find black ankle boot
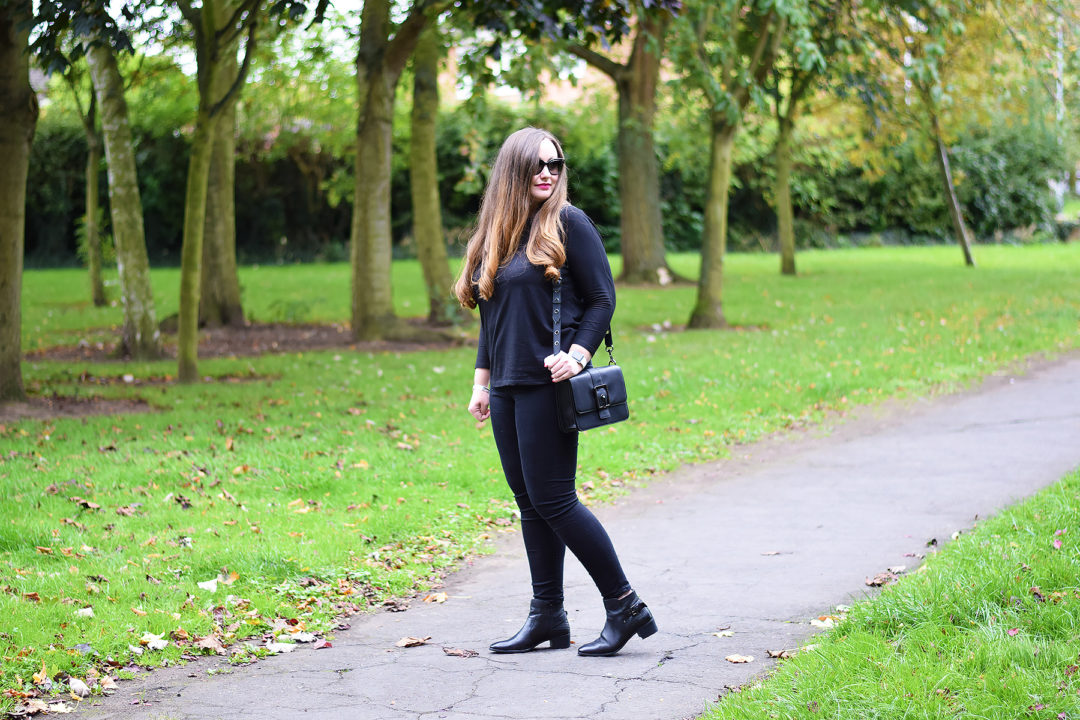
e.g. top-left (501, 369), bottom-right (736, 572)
top-left (489, 598), bottom-right (571, 653)
top-left (577, 591), bottom-right (657, 657)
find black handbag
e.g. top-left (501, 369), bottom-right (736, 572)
top-left (552, 276), bottom-right (629, 433)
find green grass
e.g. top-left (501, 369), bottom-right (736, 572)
top-left (3, 243), bottom-right (1080, 708)
top-left (704, 469), bottom-right (1080, 720)
top-left (1063, 195), bottom-right (1080, 221)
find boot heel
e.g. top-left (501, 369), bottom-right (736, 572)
top-left (636, 618), bottom-right (658, 639)
top-left (549, 632), bottom-right (571, 649)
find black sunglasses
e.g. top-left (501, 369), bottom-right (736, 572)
top-left (536, 157), bottom-right (565, 175)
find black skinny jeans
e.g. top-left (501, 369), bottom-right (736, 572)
top-left (489, 382), bottom-right (631, 603)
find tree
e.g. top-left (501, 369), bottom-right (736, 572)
top-left (349, 0), bottom-right (440, 341)
top-left (671, 0), bottom-right (816, 328)
top-left (564, 2), bottom-right (680, 284)
top-left (410, 22), bottom-right (461, 324)
top-left (174, 0), bottom-right (258, 381)
top-left (86, 39), bottom-right (163, 358)
top-left (62, 63), bottom-right (108, 305)
top-left (0, 0), bottom-right (38, 402)
top-left (859, 0), bottom-right (981, 267)
top-left (199, 32), bottom-right (245, 329)
top-left (768, 1), bottom-right (851, 276)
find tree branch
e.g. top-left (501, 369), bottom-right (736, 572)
top-left (386, 0), bottom-right (448, 78)
top-left (209, 19), bottom-right (256, 117)
top-left (175, 0), bottom-right (201, 31)
top-left (216, 0), bottom-right (260, 47)
top-left (566, 42), bottom-right (624, 80)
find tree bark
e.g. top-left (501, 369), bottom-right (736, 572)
top-left (351, 0), bottom-right (431, 340)
top-left (688, 118), bottom-right (737, 329)
top-left (85, 111), bottom-right (107, 307)
top-left (178, 110), bottom-right (219, 382)
top-left (409, 25), bottom-right (458, 324)
top-left (775, 116), bottom-right (796, 276)
top-left (200, 42), bottom-right (244, 329)
top-left (86, 42), bottom-right (162, 359)
top-left (926, 99), bottom-right (975, 267)
top-left (0, 4), bottom-right (37, 402)
top-left (614, 11), bottom-right (674, 285)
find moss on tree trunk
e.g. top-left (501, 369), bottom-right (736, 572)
top-left (410, 25), bottom-right (459, 325)
top-left (688, 119), bottom-right (736, 329)
top-left (0, 5), bottom-right (37, 402)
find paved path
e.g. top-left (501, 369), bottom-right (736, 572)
top-left (81, 355), bottom-right (1080, 720)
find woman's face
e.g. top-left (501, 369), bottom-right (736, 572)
top-left (530, 138), bottom-right (561, 207)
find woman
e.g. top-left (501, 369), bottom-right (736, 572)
top-left (454, 127), bottom-right (657, 657)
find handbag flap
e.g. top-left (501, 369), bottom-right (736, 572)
top-left (568, 366), bottom-right (627, 415)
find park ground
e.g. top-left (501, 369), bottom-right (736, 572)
top-left (1, 242), bottom-right (1079, 717)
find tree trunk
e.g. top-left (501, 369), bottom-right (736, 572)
top-left (0, 5), bottom-right (37, 402)
top-left (688, 118), bottom-right (737, 329)
top-left (200, 44), bottom-right (244, 329)
top-left (775, 116), bottom-right (796, 276)
top-left (927, 103), bottom-right (975, 267)
top-left (86, 42), bottom-right (162, 359)
top-left (86, 122), bottom-right (107, 307)
top-left (351, 0), bottom-right (415, 340)
top-left (615, 12), bottom-right (674, 285)
top-left (410, 25), bottom-right (458, 324)
top-left (178, 109), bottom-right (220, 382)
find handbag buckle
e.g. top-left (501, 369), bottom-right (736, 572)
top-left (593, 384), bottom-right (610, 410)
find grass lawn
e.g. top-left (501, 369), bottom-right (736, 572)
top-left (3, 243), bottom-right (1080, 710)
top-left (704, 468), bottom-right (1080, 720)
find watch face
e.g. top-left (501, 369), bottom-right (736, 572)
top-left (571, 351), bottom-right (585, 363)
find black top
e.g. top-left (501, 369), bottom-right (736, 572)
top-left (475, 205), bottom-right (616, 388)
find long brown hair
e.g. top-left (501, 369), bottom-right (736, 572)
top-left (454, 127), bottom-right (569, 309)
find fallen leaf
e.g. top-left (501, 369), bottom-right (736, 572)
top-left (1053, 539), bottom-right (1063, 549)
top-left (22, 699), bottom-right (49, 714)
top-left (887, 565), bottom-right (906, 574)
top-left (127, 645), bottom-right (144, 656)
top-left (1065, 665), bottom-right (1078, 676)
top-left (264, 642), bottom-right (295, 654)
top-left (1007, 628), bottom-right (1019, 636)
top-left (767, 649), bottom-right (794, 659)
top-left (760, 551), bottom-right (781, 556)
top-left (712, 631), bottom-right (734, 638)
top-left (313, 639), bottom-right (332, 650)
top-left (725, 654), bottom-right (753, 664)
top-left (382, 598), bottom-right (409, 612)
top-left (423, 592), bottom-right (448, 604)
top-left (291, 632), bottom-right (317, 643)
top-left (811, 615), bottom-right (839, 628)
top-left (68, 678), bottom-right (91, 698)
top-left (35, 546), bottom-right (52, 555)
top-left (131, 607), bottom-right (147, 616)
top-left (75, 607), bottom-right (94, 618)
top-left (23, 592), bottom-right (41, 602)
top-left (195, 636), bottom-right (226, 654)
top-left (395, 636), bottom-right (431, 648)
top-left (50, 702), bottom-right (73, 713)
top-left (99, 677), bottom-right (118, 692)
top-left (197, 578), bottom-right (219, 593)
top-left (865, 571), bottom-right (899, 587)
top-left (442, 647), bottom-right (478, 658)
top-left (32, 661), bottom-right (48, 685)
top-left (139, 632), bottom-right (168, 651)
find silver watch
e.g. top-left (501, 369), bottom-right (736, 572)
top-left (569, 350), bottom-right (587, 367)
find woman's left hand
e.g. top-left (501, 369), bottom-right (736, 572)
top-left (544, 351), bottom-right (584, 383)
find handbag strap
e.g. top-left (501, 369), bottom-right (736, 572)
top-left (553, 273), bottom-right (616, 365)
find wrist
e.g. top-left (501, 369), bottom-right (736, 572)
top-left (473, 384), bottom-right (490, 393)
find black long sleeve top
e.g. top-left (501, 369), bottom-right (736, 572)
top-left (475, 205), bottom-right (615, 388)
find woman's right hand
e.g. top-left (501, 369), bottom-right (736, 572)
top-left (468, 386), bottom-right (491, 423)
